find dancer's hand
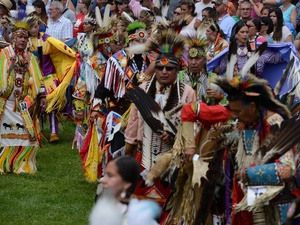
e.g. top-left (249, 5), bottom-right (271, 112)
top-left (89, 111), bottom-right (100, 123)
top-left (40, 97), bottom-right (48, 110)
top-left (75, 110), bottom-right (84, 122)
top-left (184, 147), bottom-right (196, 161)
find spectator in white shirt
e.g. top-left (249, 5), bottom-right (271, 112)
top-left (59, 0), bottom-right (76, 24)
top-left (45, 1), bottom-right (73, 41)
top-left (195, 0), bottom-right (213, 20)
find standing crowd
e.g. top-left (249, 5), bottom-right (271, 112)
top-left (1, 0), bottom-right (300, 224)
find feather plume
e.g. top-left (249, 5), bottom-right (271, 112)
top-left (125, 43), bottom-right (146, 55)
top-left (225, 40), bottom-right (237, 79)
top-left (103, 4), bottom-right (111, 27)
top-left (122, 11), bottom-right (135, 23)
top-left (161, 4), bottom-right (169, 18)
top-left (125, 85), bottom-right (177, 137)
top-left (213, 74), bottom-right (291, 119)
top-left (154, 0), bottom-right (160, 9)
top-left (241, 42), bottom-right (267, 76)
top-left (146, 29), bottom-right (186, 58)
top-left (274, 57), bottom-right (294, 95)
top-left (139, 10), bottom-right (155, 32)
top-left (257, 115), bottom-right (300, 164)
top-left (154, 16), bottom-right (169, 27)
top-left (95, 6), bottom-right (102, 27)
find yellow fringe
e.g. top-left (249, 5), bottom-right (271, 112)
top-left (84, 124), bottom-right (99, 183)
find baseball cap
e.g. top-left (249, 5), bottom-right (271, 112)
top-left (212, 0), bottom-right (228, 5)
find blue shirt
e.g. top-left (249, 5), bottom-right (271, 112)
top-left (219, 13), bottom-right (236, 41)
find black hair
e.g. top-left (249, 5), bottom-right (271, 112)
top-left (260, 17), bottom-right (274, 34)
top-left (251, 18), bottom-right (261, 33)
top-left (32, 0), bottom-right (48, 24)
top-left (202, 7), bottom-right (217, 21)
top-left (114, 156), bottom-right (140, 199)
top-left (269, 7), bottom-right (284, 42)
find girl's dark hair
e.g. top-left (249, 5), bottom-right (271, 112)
top-left (32, 0), bottom-right (48, 24)
top-left (251, 18), bottom-right (261, 33)
top-left (269, 7), bottom-right (283, 42)
top-left (114, 156), bottom-right (140, 199)
top-left (181, 0), bottom-right (197, 17)
top-left (202, 7), bottom-right (217, 21)
top-left (260, 16), bottom-right (274, 34)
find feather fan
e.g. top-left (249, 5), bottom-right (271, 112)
top-left (125, 85), bottom-right (177, 137)
top-left (257, 115), bottom-right (300, 164)
top-left (241, 42), bottom-right (268, 76)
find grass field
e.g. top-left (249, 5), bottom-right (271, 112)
top-left (0, 121), bottom-right (97, 225)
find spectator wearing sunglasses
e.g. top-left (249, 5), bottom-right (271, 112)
top-left (259, 17), bottom-right (274, 43)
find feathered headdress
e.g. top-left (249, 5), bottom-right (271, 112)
top-left (84, 10), bottom-right (97, 26)
top-left (119, 10), bottom-right (152, 44)
top-left (94, 5), bottom-right (115, 45)
top-left (146, 29), bottom-right (186, 66)
top-left (213, 74), bottom-right (291, 119)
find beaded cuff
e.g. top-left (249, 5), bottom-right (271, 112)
top-left (247, 163), bottom-right (282, 185)
top-left (276, 202), bottom-right (291, 224)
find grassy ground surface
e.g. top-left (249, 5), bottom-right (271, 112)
top-left (0, 120), bottom-right (97, 225)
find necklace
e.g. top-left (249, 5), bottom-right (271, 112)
top-left (237, 45), bottom-right (248, 57)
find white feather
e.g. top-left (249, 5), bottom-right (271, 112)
top-left (161, 4), bottom-right (169, 18)
top-left (155, 16), bottom-right (169, 27)
top-left (287, 51), bottom-right (300, 98)
top-left (103, 4), bottom-right (111, 27)
top-left (95, 6), bottom-right (103, 27)
top-left (122, 11), bottom-right (135, 23)
top-left (154, 0), bottom-right (160, 9)
top-left (125, 43), bottom-right (146, 55)
top-left (241, 42), bottom-right (267, 76)
top-left (226, 54), bottom-right (237, 79)
top-left (241, 51), bottom-right (260, 76)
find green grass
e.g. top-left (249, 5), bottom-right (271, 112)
top-left (0, 121), bottom-right (97, 225)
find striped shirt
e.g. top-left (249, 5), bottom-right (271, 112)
top-left (45, 16), bottom-right (73, 41)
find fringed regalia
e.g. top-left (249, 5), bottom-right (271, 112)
top-left (213, 74), bottom-right (300, 225)
top-left (232, 112), bottom-right (300, 225)
top-left (0, 45), bottom-right (44, 174)
top-left (29, 32), bottom-right (77, 138)
top-left (82, 50), bottom-right (152, 182)
top-left (125, 77), bottom-right (196, 206)
top-left (164, 101), bottom-right (231, 225)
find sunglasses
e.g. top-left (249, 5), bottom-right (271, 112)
top-left (155, 66), bottom-right (176, 71)
top-left (174, 11), bottom-right (181, 15)
top-left (116, 2), bottom-right (125, 5)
